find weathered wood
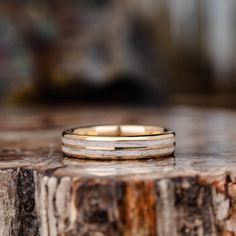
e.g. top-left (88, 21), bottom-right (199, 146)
top-left (1, 107), bottom-right (236, 235)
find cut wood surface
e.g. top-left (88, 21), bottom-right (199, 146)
top-left (1, 106), bottom-right (236, 236)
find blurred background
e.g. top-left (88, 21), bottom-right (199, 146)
top-left (0, 0), bottom-right (236, 107)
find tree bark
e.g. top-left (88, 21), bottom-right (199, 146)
top-left (1, 107), bottom-right (236, 235)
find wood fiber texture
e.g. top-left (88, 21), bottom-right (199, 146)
top-left (1, 107), bottom-right (236, 235)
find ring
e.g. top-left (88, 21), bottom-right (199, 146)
top-left (62, 125), bottom-right (175, 160)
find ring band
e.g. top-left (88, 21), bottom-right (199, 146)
top-left (62, 125), bottom-right (175, 160)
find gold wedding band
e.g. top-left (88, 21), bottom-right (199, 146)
top-left (62, 125), bottom-right (175, 160)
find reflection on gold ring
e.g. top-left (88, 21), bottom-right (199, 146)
top-left (62, 125), bottom-right (175, 160)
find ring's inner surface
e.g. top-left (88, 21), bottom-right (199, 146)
top-left (72, 125), bottom-right (165, 137)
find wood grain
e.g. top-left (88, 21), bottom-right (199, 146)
top-left (1, 106), bottom-right (236, 235)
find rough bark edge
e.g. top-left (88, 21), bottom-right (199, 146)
top-left (1, 168), bottom-right (236, 235)
top-left (17, 168), bottom-right (39, 236)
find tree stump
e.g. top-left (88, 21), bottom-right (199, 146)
top-left (1, 106), bottom-right (236, 236)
